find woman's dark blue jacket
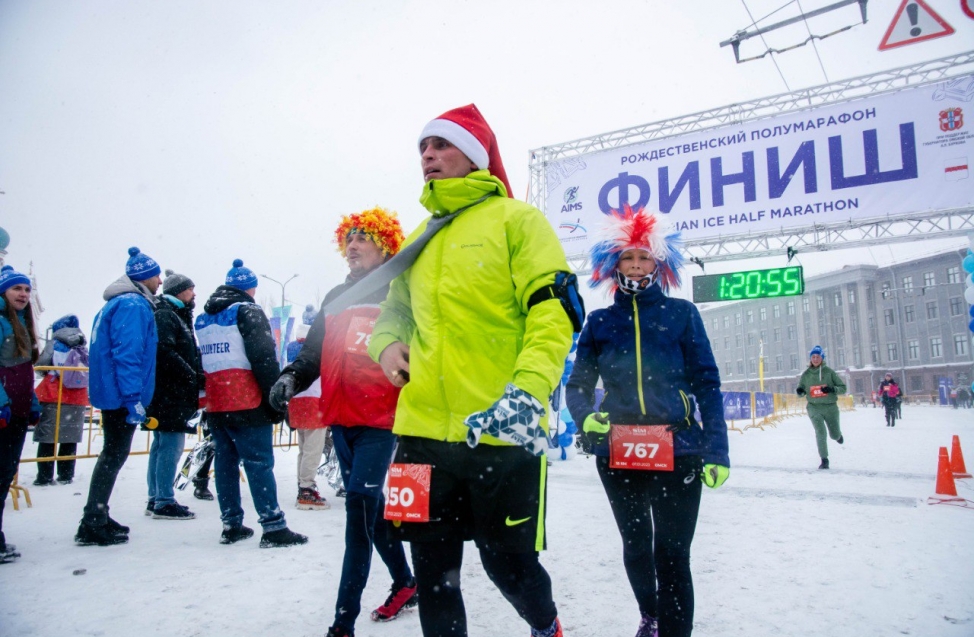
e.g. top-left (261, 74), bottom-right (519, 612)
top-left (565, 284), bottom-right (729, 467)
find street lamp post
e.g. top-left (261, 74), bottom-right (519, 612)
top-left (260, 273), bottom-right (298, 369)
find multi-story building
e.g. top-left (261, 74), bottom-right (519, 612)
top-left (698, 248), bottom-right (973, 403)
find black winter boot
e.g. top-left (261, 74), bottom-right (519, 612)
top-left (220, 525), bottom-right (254, 545)
top-left (75, 522), bottom-right (128, 546)
top-left (259, 527), bottom-right (308, 548)
top-left (818, 458), bottom-right (830, 470)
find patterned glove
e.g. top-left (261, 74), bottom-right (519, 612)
top-left (582, 412), bottom-right (611, 448)
top-left (464, 384), bottom-right (547, 456)
top-left (29, 409), bottom-right (41, 425)
top-left (821, 385), bottom-right (835, 394)
top-left (0, 404), bottom-right (10, 429)
top-left (701, 464), bottom-right (730, 488)
top-left (269, 374), bottom-right (297, 412)
top-left (124, 401), bottom-right (147, 426)
top-left (796, 387), bottom-right (806, 396)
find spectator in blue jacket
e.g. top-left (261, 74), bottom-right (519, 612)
top-left (76, 247), bottom-right (160, 547)
top-left (565, 206), bottom-right (729, 637)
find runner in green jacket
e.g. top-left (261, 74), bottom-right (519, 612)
top-left (796, 345), bottom-right (847, 469)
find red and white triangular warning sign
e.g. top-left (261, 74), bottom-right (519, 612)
top-left (879, 0), bottom-right (955, 50)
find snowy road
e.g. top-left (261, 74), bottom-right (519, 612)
top-left (3, 405), bottom-right (973, 636)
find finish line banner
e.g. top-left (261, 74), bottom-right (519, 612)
top-left (545, 75), bottom-right (974, 257)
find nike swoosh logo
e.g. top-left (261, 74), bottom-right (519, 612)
top-left (505, 516), bottom-right (532, 527)
top-left (364, 483), bottom-right (379, 488)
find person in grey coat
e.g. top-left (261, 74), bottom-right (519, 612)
top-left (33, 315), bottom-right (90, 485)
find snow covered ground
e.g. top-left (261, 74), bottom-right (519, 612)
top-left (3, 405), bottom-right (973, 637)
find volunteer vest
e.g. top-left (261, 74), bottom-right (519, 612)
top-left (195, 303), bottom-right (262, 412)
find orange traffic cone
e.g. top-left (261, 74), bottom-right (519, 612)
top-left (934, 446), bottom-right (958, 497)
top-left (950, 435), bottom-right (972, 479)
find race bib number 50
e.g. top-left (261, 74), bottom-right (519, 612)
top-left (384, 463), bottom-right (431, 523)
top-left (609, 425), bottom-right (674, 471)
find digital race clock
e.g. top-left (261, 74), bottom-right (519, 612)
top-left (692, 266), bottom-right (804, 303)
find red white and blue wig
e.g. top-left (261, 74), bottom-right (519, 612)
top-left (588, 205), bottom-right (685, 294)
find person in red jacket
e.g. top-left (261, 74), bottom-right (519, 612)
top-left (270, 207), bottom-right (415, 637)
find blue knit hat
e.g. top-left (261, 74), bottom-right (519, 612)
top-left (51, 314), bottom-right (80, 332)
top-left (302, 304), bottom-right (316, 325)
top-left (125, 247), bottom-right (161, 281)
top-left (225, 259), bottom-right (258, 290)
top-left (0, 265), bottom-right (30, 295)
top-left (809, 345), bottom-right (825, 360)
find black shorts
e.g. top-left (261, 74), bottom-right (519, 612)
top-left (389, 436), bottom-right (548, 553)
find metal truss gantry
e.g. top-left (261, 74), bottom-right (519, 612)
top-left (528, 51), bottom-right (974, 273)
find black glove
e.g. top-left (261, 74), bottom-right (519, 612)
top-left (269, 374), bottom-right (297, 412)
top-left (821, 385), bottom-right (835, 394)
top-left (796, 387), bottom-right (806, 396)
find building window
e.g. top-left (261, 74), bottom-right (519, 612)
top-left (773, 328), bottom-right (781, 342)
top-left (816, 295), bottom-right (825, 310)
top-left (904, 305), bottom-right (915, 323)
top-left (723, 315), bottom-right (730, 328)
top-left (759, 329), bottom-right (767, 343)
top-left (801, 297), bottom-right (809, 313)
top-left (737, 360), bottom-right (744, 375)
top-left (884, 309), bottom-right (895, 326)
top-left (790, 354), bottom-right (799, 370)
top-left (735, 313), bottom-right (742, 326)
top-left (712, 318), bottom-right (718, 331)
top-left (871, 346), bottom-right (879, 363)
top-left (910, 376), bottom-right (923, 391)
top-left (775, 304), bottom-right (782, 318)
top-left (804, 322), bottom-right (811, 338)
top-left (902, 276), bottom-right (913, 292)
top-left (954, 334), bottom-right (969, 356)
top-left (836, 350), bottom-right (845, 365)
top-left (866, 285), bottom-right (874, 304)
top-left (748, 359), bottom-right (757, 374)
top-left (881, 281), bottom-right (892, 299)
top-left (724, 361), bottom-right (733, 376)
top-left (950, 297), bottom-right (964, 316)
top-left (868, 315), bottom-right (875, 329)
top-left (712, 339), bottom-right (718, 351)
top-left (735, 334), bottom-right (742, 347)
top-left (947, 266), bottom-right (961, 284)
top-left (834, 292), bottom-right (842, 307)
top-left (926, 302), bottom-right (938, 320)
top-left (853, 349), bottom-right (861, 367)
top-left (930, 337), bottom-right (942, 358)
top-left (724, 336), bottom-right (730, 349)
top-left (787, 325), bottom-right (796, 340)
top-left (760, 307), bottom-right (767, 321)
top-left (747, 333), bottom-right (755, 346)
top-left (775, 355), bottom-right (783, 371)
top-left (836, 317), bottom-right (845, 333)
top-left (787, 301), bottom-right (795, 316)
top-left (887, 343), bottom-right (898, 361)
top-left (848, 287), bottom-right (856, 304)
top-left (746, 310), bottom-right (754, 323)
top-left (908, 340), bottom-right (920, 360)
top-left (923, 272), bottom-right (936, 288)
top-left (854, 379), bottom-right (864, 393)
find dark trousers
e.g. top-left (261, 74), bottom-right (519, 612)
top-left (597, 455), bottom-right (703, 637)
top-left (410, 539), bottom-right (556, 637)
top-left (0, 419), bottom-right (29, 537)
top-left (35, 442), bottom-right (78, 482)
top-left (333, 490), bottom-right (413, 630)
top-left (82, 409), bottom-right (136, 527)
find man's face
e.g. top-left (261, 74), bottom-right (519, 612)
top-left (420, 136), bottom-right (477, 182)
top-left (345, 232), bottom-right (385, 277)
top-left (4, 283), bottom-right (31, 311)
top-left (176, 287), bottom-right (196, 305)
top-left (618, 249), bottom-right (657, 279)
top-left (142, 275), bottom-right (162, 294)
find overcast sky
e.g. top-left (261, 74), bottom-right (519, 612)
top-left (1, 0), bottom-right (971, 333)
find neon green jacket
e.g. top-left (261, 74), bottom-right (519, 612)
top-left (368, 170), bottom-right (573, 444)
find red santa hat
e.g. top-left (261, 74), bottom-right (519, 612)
top-left (418, 104), bottom-right (513, 198)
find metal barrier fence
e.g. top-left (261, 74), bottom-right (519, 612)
top-left (724, 390), bottom-right (855, 433)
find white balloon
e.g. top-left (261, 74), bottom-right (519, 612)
top-left (966, 286), bottom-right (974, 304)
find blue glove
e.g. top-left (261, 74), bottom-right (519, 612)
top-left (124, 401), bottom-right (147, 426)
top-left (702, 464), bottom-right (730, 488)
top-left (29, 409), bottom-right (41, 425)
top-left (464, 384), bottom-right (547, 456)
top-left (0, 404), bottom-right (10, 429)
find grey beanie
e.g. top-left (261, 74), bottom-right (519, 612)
top-left (162, 269), bottom-right (195, 296)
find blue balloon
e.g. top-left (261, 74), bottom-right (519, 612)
top-left (964, 254), bottom-right (974, 273)
top-left (970, 305), bottom-right (974, 319)
top-left (970, 317), bottom-right (974, 333)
